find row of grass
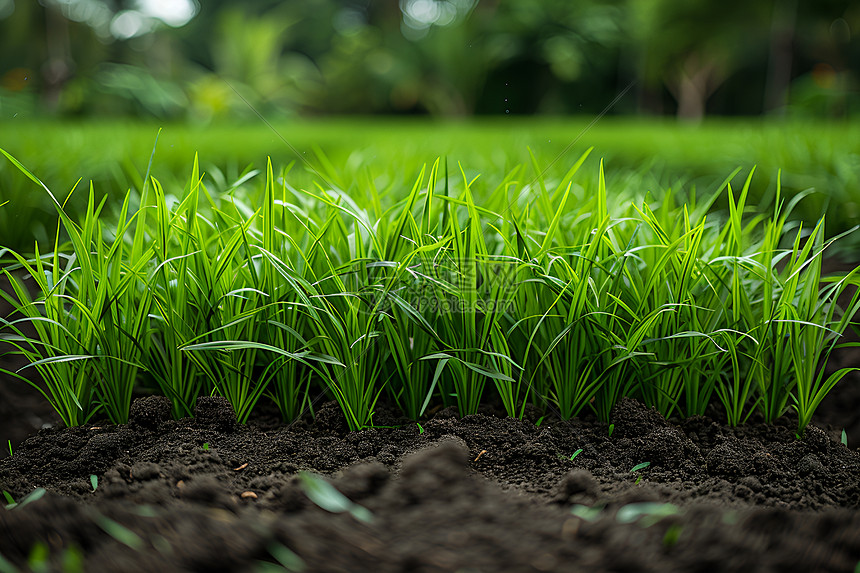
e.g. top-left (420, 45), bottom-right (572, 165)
top-left (1, 146), bottom-right (859, 436)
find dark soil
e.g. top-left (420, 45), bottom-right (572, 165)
top-left (2, 390), bottom-right (860, 572)
top-left (3, 261), bottom-right (860, 572)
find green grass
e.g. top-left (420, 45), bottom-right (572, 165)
top-left (1, 117), bottom-right (859, 254)
top-left (1, 122), bottom-right (859, 436)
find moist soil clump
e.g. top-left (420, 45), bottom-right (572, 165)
top-left (2, 396), bottom-right (860, 571)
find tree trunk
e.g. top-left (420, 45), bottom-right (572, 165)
top-left (764, 0), bottom-right (797, 115)
top-left (42, 5), bottom-right (73, 112)
top-left (670, 53), bottom-right (724, 122)
top-left (676, 74), bottom-right (706, 121)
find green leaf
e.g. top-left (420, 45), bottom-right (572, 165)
top-left (5, 488), bottom-right (46, 511)
top-left (95, 515), bottom-right (144, 550)
top-left (570, 503), bottom-right (604, 522)
top-left (266, 542), bottom-right (306, 572)
top-left (298, 472), bottom-right (374, 523)
top-left (616, 502), bottom-right (680, 526)
top-left (0, 550), bottom-right (19, 573)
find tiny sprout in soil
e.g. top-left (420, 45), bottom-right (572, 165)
top-left (298, 472), bottom-right (374, 524)
top-left (3, 488), bottom-right (46, 511)
top-left (631, 461), bottom-right (651, 484)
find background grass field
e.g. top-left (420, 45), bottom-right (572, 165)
top-left (2, 118), bottom-right (859, 255)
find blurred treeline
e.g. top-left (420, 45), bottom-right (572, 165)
top-left (0, 0), bottom-right (857, 121)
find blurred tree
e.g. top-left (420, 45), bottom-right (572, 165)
top-left (0, 0), bottom-right (199, 118)
top-left (187, 6), bottom-right (321, 119)
top-left (471, 0), bottom-right (628, 115)
top-left (631, 0), bottom-right (773, 121)
top-left (764, 0), bottom-right (797, 115)
top-left (631, 0), bottom-right (859, 119)
top-left (0, 0), bottom-right (856, 119)
top-left (786, 0), bottom-right (859, 117)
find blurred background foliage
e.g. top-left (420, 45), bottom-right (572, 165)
top-left (1, 0), bottom-right (858, 121)
top-left (0, 1), bottom-right (858, 255)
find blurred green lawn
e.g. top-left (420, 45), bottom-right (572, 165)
top-left (1, 117), bottom-right (859, 255)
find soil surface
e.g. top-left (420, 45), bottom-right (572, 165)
top-left (3, 261), bottom-right (860, 572)
top-left (1, 392), bottom-right (860, 572)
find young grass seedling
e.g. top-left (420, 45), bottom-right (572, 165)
top-left (630, 461), bottom-right (651, 484)
top-left (0, 551), bottom-right (17, 573)
top-left (95, 515), bottom-right (144, 550)
top-left (265, 541), bottom-right (306, 573)
top-left (298, 472), bottom-right (373, 523)
top-left (570, 448), bottom-right (583, 461)
top-left (27, 542), bottom-right (49, 573)
top-left (570, 503), bottom-right (606, 522)
top-left (615, 501), bottom-right (679, 526)
top-left (842, 430), bottom-right (848, 447)
top-left (664, 524), bottom-right (683, 548)
top-left (3, 488), bottom-right (45, 511)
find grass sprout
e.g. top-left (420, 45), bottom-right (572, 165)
top-left (297, 472), bottom-right (373, 523)
top-left (3, 488), bottom-right (46, 511)
top-left (616, 502), bottom-right (680, 526)
top-left (630, 462), bottom-right (651, 472)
